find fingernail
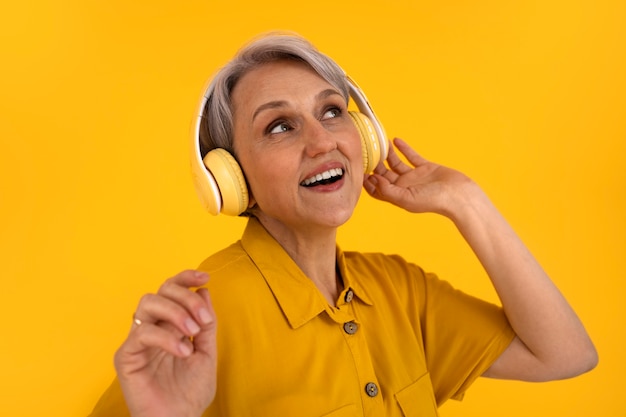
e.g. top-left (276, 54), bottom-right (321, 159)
top-left (185, 318), bottom-right (200, 335)
top-left (194, 271), bottom-right (208, 279)
top-left (179, 342), bottom-right (192, 357)
top-left (199, 308), bottom-right (213, 325)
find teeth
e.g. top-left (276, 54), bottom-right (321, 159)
top-left (302, 168), bottom-right (343, 186)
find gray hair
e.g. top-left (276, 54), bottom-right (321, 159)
top-left (199, 33), bottom-right (349, 157)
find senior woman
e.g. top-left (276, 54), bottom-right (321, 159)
top-left (89, 33), bottom-right (597, 417)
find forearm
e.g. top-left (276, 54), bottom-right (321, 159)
top-left (447, 182), bottom-right (597, 379)
top-left (365, 138), bottom-right (596, 378)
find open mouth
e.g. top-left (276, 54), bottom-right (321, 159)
top-left (300, 168), bottom-right (344, 187)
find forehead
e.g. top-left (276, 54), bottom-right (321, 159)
top-left (231, 60), bottom-right (338, 113)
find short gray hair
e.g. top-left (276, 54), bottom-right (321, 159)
top-left (199, 33), bottom-right (349, 157)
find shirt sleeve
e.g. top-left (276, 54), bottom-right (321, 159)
top-left (375, 254), bottom-right (515, 405)
top-left (420, 270), bottom-right (515, 403)
top-left (87, 378), bottom-right (131, 417)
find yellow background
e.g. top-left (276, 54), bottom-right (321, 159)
top-left (1, 1), bottom-right (624, 416)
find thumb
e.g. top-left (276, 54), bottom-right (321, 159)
top-left (192, 288), bottom-right (218, 357)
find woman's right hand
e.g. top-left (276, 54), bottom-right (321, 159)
top-left (114, 270), bottom-right (217, 417)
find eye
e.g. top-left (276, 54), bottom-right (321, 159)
top-left (322, 107), bottom-right (341, 120)
top-left (268, 121), bottom-right (291, 134)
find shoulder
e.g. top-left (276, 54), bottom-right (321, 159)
top-left (195, 241), bottom-right (265, 293)
top-left (342, 250), bottom-right (430, 289)
top-left (341, 250), bottom-right (435, 309)
top-left (196, 240), bottom-right (249, 274)
top-left (343, 250), bottom-right (422, 272)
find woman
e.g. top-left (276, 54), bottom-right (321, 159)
top-left (89, 33), bottom-right (597, 417)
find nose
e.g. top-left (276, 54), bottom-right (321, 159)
top-left (303, 118), bottom-right (337, 158)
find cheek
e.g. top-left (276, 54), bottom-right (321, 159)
top-left (347, 132), bottom-right (366, 173)
top-left (242, 153), bottom-right (292, 199)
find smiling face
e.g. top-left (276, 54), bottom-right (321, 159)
top-left (231, 59), bottom-right (363, 236)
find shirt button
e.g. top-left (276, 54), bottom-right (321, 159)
top-left (343, 321), bottom-right (358, 335)
top-left (344, 289), bottom-right (354, 303)
top-left (365, 382), bottom-right (379, 397)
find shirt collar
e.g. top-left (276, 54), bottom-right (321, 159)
top-left (240, 218), bottom-right (372, 329)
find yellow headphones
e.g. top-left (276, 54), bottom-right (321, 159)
top-left (190, 74), bottom-right (388, 216)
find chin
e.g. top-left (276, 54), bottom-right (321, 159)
top-left (319, 206), bottom-right (356, 228)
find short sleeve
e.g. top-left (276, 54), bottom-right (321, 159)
top-left (420, 271), bottom-right (515, 403)
top-left (342, 251), bottom-right (516, 406)
top-left (87, 378), bottom-right (131, 417)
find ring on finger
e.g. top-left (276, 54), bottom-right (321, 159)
top-left (133, 315), bottom-right (143, 327)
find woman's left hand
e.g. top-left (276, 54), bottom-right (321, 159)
top-left (363, 137), bottom-right (475, 217)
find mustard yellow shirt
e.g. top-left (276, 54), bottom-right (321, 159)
top-left (89, 218), bottom-right (514, 417)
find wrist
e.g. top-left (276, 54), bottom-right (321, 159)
top-left (439, 178), bottom-right (488, 222)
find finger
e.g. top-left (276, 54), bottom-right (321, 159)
top-left (385, 139), bottom-right (413, 175)
top-left (158, 275), bottom-right (214, 328)
top-left (363, 173), bottom-right (394, 202)
top-left (126, 322), bottom-right (195, 358)
top-left (373, 160), bottom-right (401, 185)
top-left (393, 138), bottom-right (429, 167)
top-left (373, 160), bottom-right (387, 176)
top-left (196, 287), bottom-right (216, 326)
top-left (155, 315), bottom-right (188, 340)
top-left (363, 173), bottom-right (377, 196)
top-left (167, 269), bottom-right (210, 288)
top-left (131, 271), bottom-right (210, 339)
top-left (192, 288), bottom-right (217, 357)
top-left (366, 171), bottom-right (420, 210)
top-left (134, 293), bottom-right (203, 338)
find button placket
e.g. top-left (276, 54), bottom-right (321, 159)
top-left (331, 292), bottom-right (382, 409)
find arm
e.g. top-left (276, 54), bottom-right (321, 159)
top-left (363, 138), bottom-right (598, 381)
top-left (113, 270), bottom-right (217, 417)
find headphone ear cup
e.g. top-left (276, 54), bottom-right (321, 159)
top-left (202, 149), bottom-right (249, 216)
top-left (349, 111), bottom-right (381, 173)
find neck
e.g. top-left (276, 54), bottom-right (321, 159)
top-left (256, 215), bottom-right (341, 304)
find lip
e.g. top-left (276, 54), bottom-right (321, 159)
top-left (301, 162), bottom-right (345, 185)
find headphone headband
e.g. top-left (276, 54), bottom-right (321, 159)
top-left (190, 76), bottom-right (222, 214)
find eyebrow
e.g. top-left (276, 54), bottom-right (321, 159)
top-left (251, 88), bottom-right (344, 122)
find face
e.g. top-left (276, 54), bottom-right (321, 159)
top-left (231, 60), bottom-right (363, 234)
